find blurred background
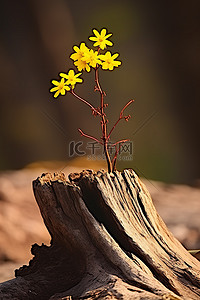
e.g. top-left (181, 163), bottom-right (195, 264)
top-left (0, 0), bottom-right (200, 184)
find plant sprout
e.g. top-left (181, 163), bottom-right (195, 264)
top-left (50, 28), bottom-right (134, 172)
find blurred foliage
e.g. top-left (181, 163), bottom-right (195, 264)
top-left (0, 0), bottom-right (200, 183)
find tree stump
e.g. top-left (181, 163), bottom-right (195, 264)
top-left (0, 169), bottom-right (200, 300)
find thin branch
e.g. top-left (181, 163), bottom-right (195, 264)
top-left (108, 100), bottom-right (134, 139)
top-left (70, 90), bottom-right (102, 116)
top-left (95, 67), bottom-right (103, 95)
top-left (94, 67), bottom-right (112, 172)
top-left (108, 119), bottom-right (121, 140)
top-left (78, 129), bottom-right (103, 144)
top-left (111, 140), bottom-right (128, 172)
top-left (111, 139), bottom-right (130, 147)
top-left (120, 99), bottom-right (134, 118)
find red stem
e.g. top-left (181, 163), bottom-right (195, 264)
top-left (95, 67), bottom-right (112, 172)
top-left (111, 139), bottom-right (130, 147)
top-left (78, 129), bottom-right (103, 144)
top-left (71, 90), bottom-right (102, 116)
top-left (71, 62), bottom-right (133, 173)
top-left (108, 118), bottom-right (121, 140)
top-left (111, 140), bottom-right (129, 172)
top-left (120, 99), bottom-right (134, 118)
top-left (108, 99), bottom-right (134, 139)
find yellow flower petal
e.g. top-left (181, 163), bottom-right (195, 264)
top-left (54, 91), bottom-right (60, 98)
top-left (105, 40), bottom-right (113, 46)
top-left (76, 78), bottom-right (83, 83)
top-left (112, 53), bottom-right (119, 59)
top-left (105, 33), bottom-right (112, 39)
top-left (68, 69), bottom-right (75, 77)
top-left (60, 72), bottom-right (68, 79)
top-left (89, 36), bottom-right (97, 41)
top-left (70, 53), bottom-right (78, 60)
top-left (86, 64), bottom-right (91, 72)
top-left (80, 42), bottom-right (87, 49)
top-left (104, 51), bottom-right (111, 58)
top-left (50, 87), bottom-right (58, 92)
top-left (64, 85), bottom-right (70, 91)
top-left (93, 29), bottom-right (100, 37)
top-left (75, 72), bottom-right (82, 78)
top-left (101, 28), bottom-right (107, 37)
top-left (52, 80), bottom-right (59, 86)
top-left (98, 54), bottom-right (105, 59)
top-left (93, 41), bottom-right (99, 47)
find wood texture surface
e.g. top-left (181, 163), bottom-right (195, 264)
top-left (0, 169), bottom-right (199, 299)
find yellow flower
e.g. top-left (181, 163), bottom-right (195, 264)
top-left (99, 51), bottom-right (121, 70)
top-left (89, 28), bottom-right (113, 50)
top-left (74, 59), bottom-right (91, 72)
top-left (50, 78), bottom-right (70, 98)
top-left (60, 69), bottom-right (83, 88)
top-left (70, 43), bottom-right (90, 61)
top-left (82, 49), bottom-right (101, 68)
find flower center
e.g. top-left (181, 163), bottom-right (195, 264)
top-left (59, 83), bottom-right (64, 90)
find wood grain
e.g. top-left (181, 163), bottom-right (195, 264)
top-left (0, 169), bottom-right (199, 299)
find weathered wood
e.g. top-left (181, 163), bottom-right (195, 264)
top-left (0, 169), bottom-right (200, 299)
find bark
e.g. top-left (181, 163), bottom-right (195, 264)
top-left (0, 169), bottom-right (200, 300)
